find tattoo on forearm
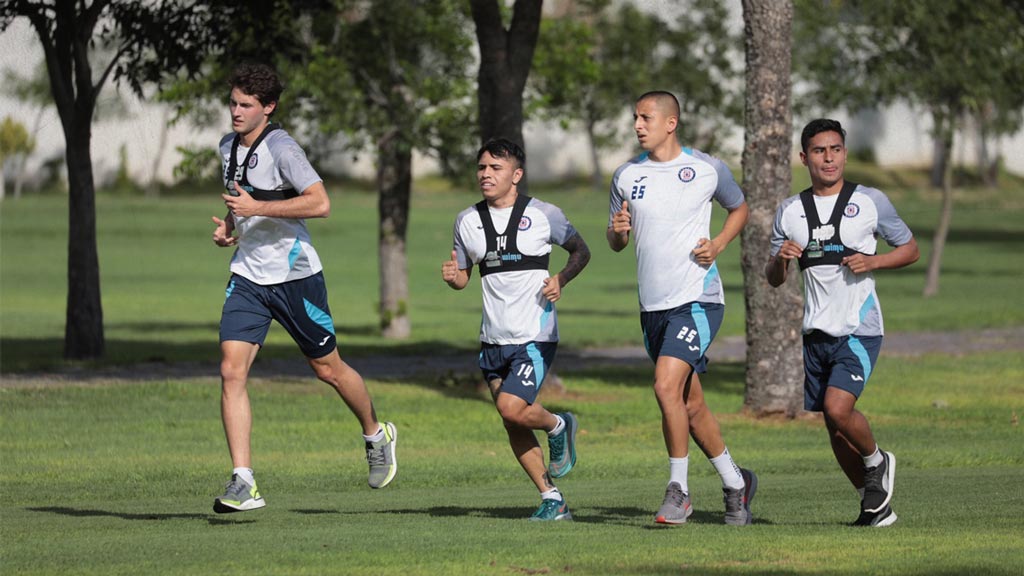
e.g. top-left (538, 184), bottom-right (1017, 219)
top-left (558, 233), bottom-right (591, 286)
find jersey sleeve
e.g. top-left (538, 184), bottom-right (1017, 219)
top-left (711, 157), bottom-right (745, 210)
top-left (768, 198), bottom-right (796, 257)
top-left (452, 211), bottom-right (472, 269)
top-left (271, 133), bottom-right (323, 193)
top-left (607, 164), bottom-right (628, 227)
top-left (535, 200), bottom-right (577, 246)
top-left (863, 187), bottom-right (914, 247)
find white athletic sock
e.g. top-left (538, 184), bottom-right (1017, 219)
top-left (547, 414), bottom-right (566, 437)
top-left (363, 425), bottom-right (385, 444)
top-left (709, 447), bottom-right (745, 490)
top-left (863, 446), bottom-right (883, 468)
top-left (233, 467), bottom-right (255, 485)
top-left (540, 488), bottom-right (563, 502)
top-left (669, 457), bottom-right (689, 493)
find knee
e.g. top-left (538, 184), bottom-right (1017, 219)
top-left (220, 360), bottom-right (248, 392)
top-left (311, 361), bottom-right (338, 386)
top-left (823, 402), bottom-right (853, 429)
top-left (652, 378), bottom-right (681, 404)
top-left (496, 400), bottom-right (529, 429)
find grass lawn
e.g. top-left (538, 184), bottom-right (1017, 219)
top-left (1, 351), bottom-right (1022, 575)
top-left (2, 162), bottom-right (1023, 371)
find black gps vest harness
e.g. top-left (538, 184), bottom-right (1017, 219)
top-left (474, 194), bottom-right (550, 277)
top-left (225, 123), bottom-right (300, 201)
top-left (796, 180), bottom-right (872, 271)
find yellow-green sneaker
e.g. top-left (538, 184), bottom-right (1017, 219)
top-left (366, 422), bottom-right (398, 489)
top-left (213, 474), bottom-right (265, 513)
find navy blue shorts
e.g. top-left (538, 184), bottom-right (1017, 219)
top-left (640, 302), bottom-right (724, 373)
top-left (803, 331), bottom-right (883, 411)
top-left (220, 272), bottom-right (337, 359)
top-left (479, 341), bottom-right (558, 405)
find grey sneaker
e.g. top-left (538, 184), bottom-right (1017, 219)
top-left (213, 473), bottom-right (265, 513)
top-left (366, 422), bottom-right (397, 489)
top-left (862, 450), bottom-right (895, 513)
top-left (547, 412), bottom-right (578, 479)
top-left (654, 482), bottom-right (692, 525)
top-left (723, 468), bottom-right (758, 525)
top-left (853, 503), bottom-right (898, 527)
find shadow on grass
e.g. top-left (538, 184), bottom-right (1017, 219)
top-left (26, 506), bottom-right (251, 525)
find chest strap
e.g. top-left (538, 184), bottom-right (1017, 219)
top-left (225, 123), bottom-right (299, 201)
top-left (475, 194), bottom-right (550, 277)
top-left (797, 180), bottom-right (872, 270)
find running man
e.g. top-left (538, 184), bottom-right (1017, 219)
top-left (766, 118), bottom-right (919, 527)
top-left (442, 138), bottom-right (591, 521)
top-left (608, 91), bottom-right (757, 525)
top-left (211, 63), bottom-right (396, 513)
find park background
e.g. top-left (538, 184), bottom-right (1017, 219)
top-left (2, 1), bottom-right (1023, 575)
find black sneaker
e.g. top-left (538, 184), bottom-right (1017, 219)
top-left (853, 503), bottom-right (898, 527)
top-left (862, 450), bottom-right (895, 513)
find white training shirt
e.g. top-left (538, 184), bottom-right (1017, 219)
top-left (219, 128), bottom-right (324, 285)
top-left (769, 184), bottom-right (914, 337)
top-left (452, 197), bottom-right (577, 345)
top-left (609, 148), bottom-right (746, 312)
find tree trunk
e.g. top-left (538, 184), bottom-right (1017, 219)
top-left (930, 115), bottom-right (948, 188)
top-left (923, 120), bottom-right (955, 298)
top-left (585, 117), bottom-right (603, 190)
top-left (377, 132), bottom-right (412, 339)
top-left (63, 119), bottom-right (105, 359)
top-left (740, 0), bottom-right (803, 417)
top-left (147, 106), bottom-right (171, 196)
top-left (470, 0), bottom-right (542, 193)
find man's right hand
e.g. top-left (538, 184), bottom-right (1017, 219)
top-left (441, 250), bottom-right (460, 283)
top-left (611, 200), bottom-right (631, 234)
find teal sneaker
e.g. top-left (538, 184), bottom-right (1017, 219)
top-left (547, 412), bottom-right (578, 479)
top-left (213, 473), bottom-right (265, 513)
top-left (530, 497), bottom-right (573, 521)
top-left (366, 422), bottom-right (398, 489)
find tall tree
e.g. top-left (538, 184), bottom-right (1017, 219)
top-left (740, 0), bottom-right (803, 416)
top-left (470, 0), bottom-right (542, 191)
top-left (0, 0), bottom-right (222, 359)
top-left (295, 0), bottom-right (476, 339)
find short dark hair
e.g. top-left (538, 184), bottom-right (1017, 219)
top-left (228, 63), bottom-right (284, 109)
top-left (637, 90), bottom-right (680, 118)
top-left (477, 138), bottom-right (526, 170)
top-left (801, 118), bottom-right (846, 152)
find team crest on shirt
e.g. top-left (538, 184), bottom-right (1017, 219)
top-left (678, 167), bottom-right (696, 182)
top-left (248, 153), bottom-right (259, 169)
top-left (518, 216), bottom-right (532, 231)
top-left (844, 202), bottom-right (860, 218)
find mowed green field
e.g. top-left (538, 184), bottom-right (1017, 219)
top-left (1, 352), bottom-right (1022, 575)
top-left (1, 163), bottom-right (1023, 371)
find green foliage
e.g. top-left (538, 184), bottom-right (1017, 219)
top-left (292, 0), bottom-right (477, 177)
top-left (0, 115), bottom-right (34, 161)
top-left (530, 0), bottom-right (742, 160)
top-left (172, 145), bottom-right (221, 184)
top-left (1, 352), bottom-right (1021, 574)
top-left (793, 0), bottom-right (1024, 133)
